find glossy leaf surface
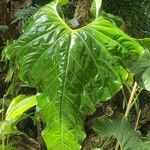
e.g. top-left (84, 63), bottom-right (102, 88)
top-left (5, 1), bottom-right (144, 149)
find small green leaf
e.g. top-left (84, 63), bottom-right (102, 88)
top-left (131, 38), bottom-right (150, 90)
top-left (0, 95), bottom-right (37, 137)
top-left (131, 52), bottom-right (150, 91)
top-left (93, 116), bottom-right (150, 150)
top-left (6, 95), bottom-right (37, 121)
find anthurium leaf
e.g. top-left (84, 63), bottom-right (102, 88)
top-left (131, 52), bottom-right (150, 91)
top-left (100, 11), bottom-right (123, 28)
top-left (5, 1), bottom-right (143, 149)
top-left (93, 116), bottom-right (150, 150)
top-left (43, 126), bottom-right (80, 149)
top-left (37, 93), bottom-right (83, 149)
top-left (59, 0), bottom-right (69, 5)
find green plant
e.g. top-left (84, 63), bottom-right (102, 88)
top-left (0, 95), bottom-right (37, 137)
top-left (131, 53), bottom-right (150, 91)
top-left (102, 0), bottom-right (150, 38)
top-left (11, 5), bottom-right (40, 25)
top-left (131, 38), bottom-right (150, 91)
top-left (93, 116), bottom-right (150, 150)
top-left (2, 0), bottom-right (146, 149)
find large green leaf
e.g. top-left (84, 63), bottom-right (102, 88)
top-left (93, 116), bottom-right (150, 150)
top-left (59, 0), bottom-right (69, 5)
top-left (5, 0), bottom-right (143, 149)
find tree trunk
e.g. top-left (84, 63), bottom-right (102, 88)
top-left (74, 0), bottom-right (93, 25)
top-left (0, 0), bottom-right (9, 25)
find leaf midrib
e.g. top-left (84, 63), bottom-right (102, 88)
top-left (59, 32), bottom-right (73, 149)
